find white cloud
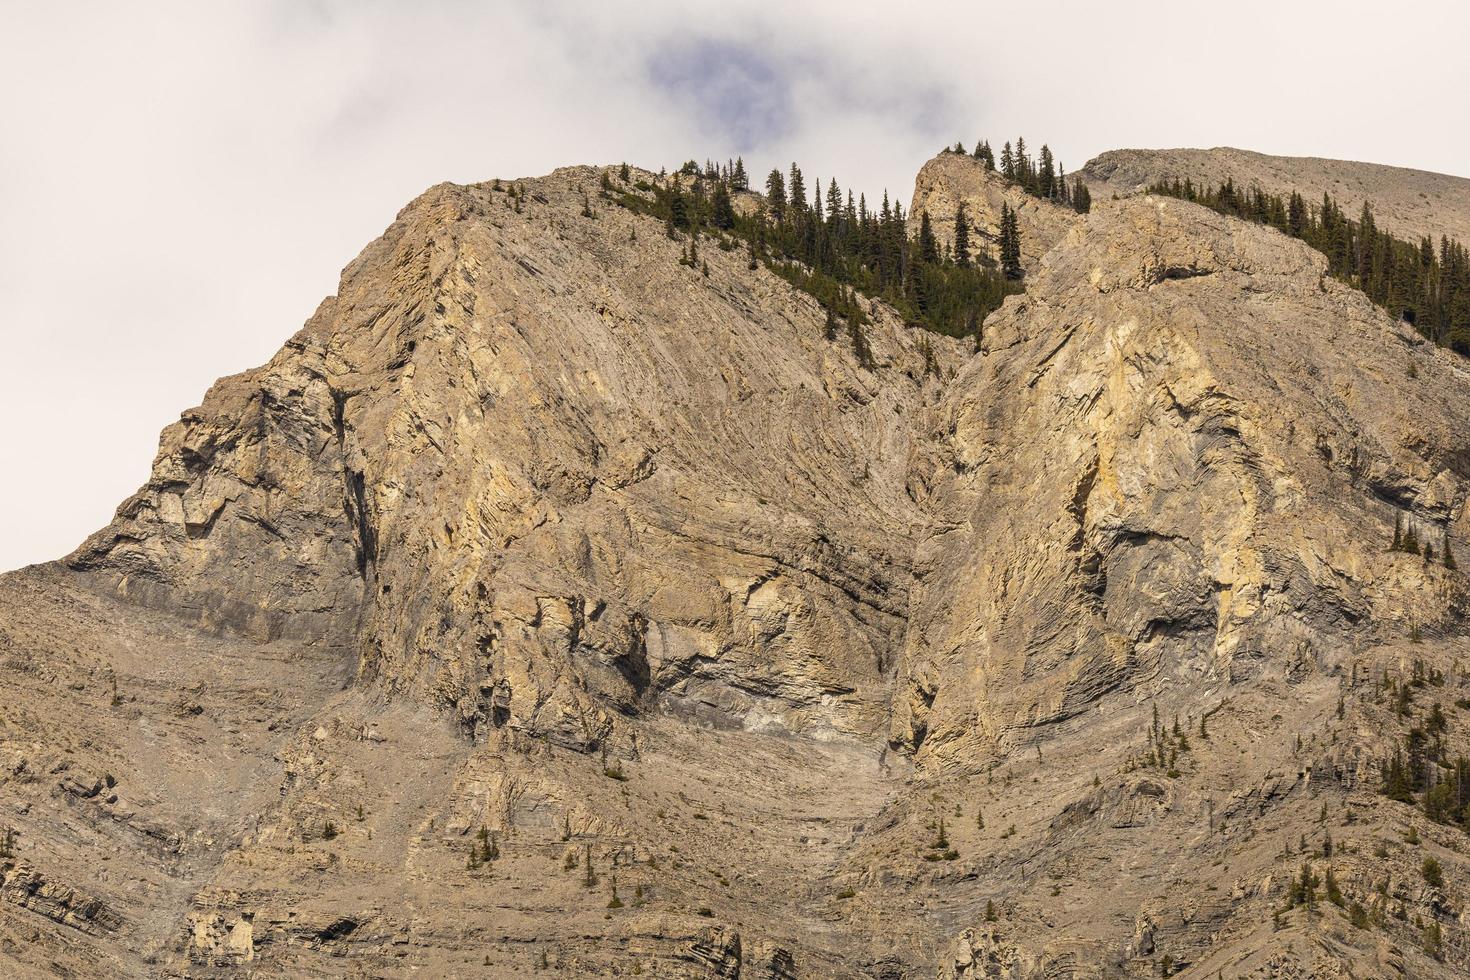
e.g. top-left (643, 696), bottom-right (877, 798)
top-left (2, 0), bottom-right (1467, 569)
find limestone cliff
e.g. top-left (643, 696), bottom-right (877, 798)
top-left (4, 153), bottom-right (1470, 979)
top-left (70, 170), bottom-right (954, 755)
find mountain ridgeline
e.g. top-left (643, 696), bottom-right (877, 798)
top-left (599, 135), bottom-right (1089, 345)
top-left (5, 142), bottom-right (1470, 978)
top-left (1147, 175), bottom-right (1470, 353)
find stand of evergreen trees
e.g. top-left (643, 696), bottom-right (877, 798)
top-left (1375, 660), bottom-right (1470, 832)
top-left (1148, 176), bottom-right (1470, 354)
top-left (948, 137), bottom-right (1091, 214)
top-left (606, 162), bottom-right (1023, 345)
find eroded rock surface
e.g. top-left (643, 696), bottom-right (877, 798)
top-left (4, 155), bottom-right (1470, 977)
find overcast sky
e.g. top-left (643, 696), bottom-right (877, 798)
top-left (3, 0), bottom-right (1468, 572)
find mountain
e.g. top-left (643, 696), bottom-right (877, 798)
top-left (1083, 146), bottom-right (1470, 246)
top-left (3, 150), bottom-right (1470, 978)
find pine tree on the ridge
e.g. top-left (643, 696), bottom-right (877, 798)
top-left (765, 168), bottom-right (786, 224)
top-left (1038, 144), bottom-right (1056, 199)
top-left (732, 156), bottom-right (748, 190)
top-left (976, 140), bottom-right (995, 171)
top-left (1000, 141), bottom-right (1015, 180)
top-left (788, 164), bottom-right (807, 214)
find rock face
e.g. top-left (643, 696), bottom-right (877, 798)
top-left (71, 170), bottom-right (948, 753)
top-left (891, 192), bottom-right (1470, 762)
top-left (1082, 145), bottom-right (1470, 245)
top-left (908, 151), bottom-right (1080, 273)
top-left (4, 153), bottom-right (1470, 978)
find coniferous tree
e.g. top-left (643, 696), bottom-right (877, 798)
top-left (954, 203), bottom-right (971, 268)
top-left (1287, 191), bottom-right (1306, 238)
top-left (1290, 861), bottom-right (1318, 911)
top-left (977, 140), bottom-right (995, 171)
top-left (1072, 179), bottom-right (1092, 214)
top-left (788, 164), bottom-right (807, 215)
top-left (999, 204), bottom-right (1023, 280)
top-left (1324, 866), bottom-right (1344, 906)
top-left (765, 168), bottom-right (787, 224)
top-left (669, 190), bottom-right (690, 232)
top-left (711, 182), bottom-right (735, 230)
top-left (918, 211), bottom-right (940, 264)
top-left (827, 179), bottom-right (843, 230)
top-left (1038, 145), bottom-right (1056, 199)
top-left (732, 156), bottom-right (748, 190)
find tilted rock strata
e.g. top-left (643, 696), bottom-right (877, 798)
top-left (1, 155), bottom-right (1469, 977)
top-left (892, 193), bottom-right (1470, 762)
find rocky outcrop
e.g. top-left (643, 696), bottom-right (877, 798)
top-left (0, 863), bottom-right (123, 936)
top-left (908, 151), bottom-right (1081, 272)
top-left (937, 927), bottom-right (1039, 979)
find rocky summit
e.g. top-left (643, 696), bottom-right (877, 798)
top-left (5, 146), bottom-right (1470, 979)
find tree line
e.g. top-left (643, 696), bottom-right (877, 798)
top-left (606, 159), bottom-right (1024, 346)
top-left (1148, 176), bottom-right (1470, 354)
top-left (945, 137), bottom-right (1092, 214)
